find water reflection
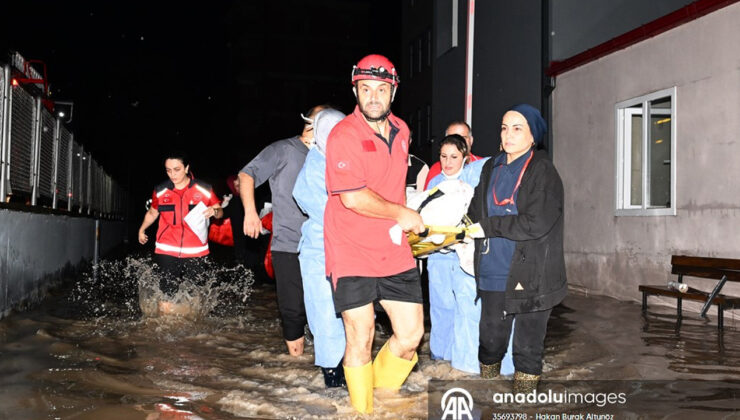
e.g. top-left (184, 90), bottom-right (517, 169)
top-left (0, 257), bottom-right (738, 419)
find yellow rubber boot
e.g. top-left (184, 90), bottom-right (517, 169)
top-left (344, 362), bottom-right (373, 414)
top-left (372, 341), bottom-right (418, 390)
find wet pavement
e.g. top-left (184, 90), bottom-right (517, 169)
top-left (0, 256), bottom-right (738, 419)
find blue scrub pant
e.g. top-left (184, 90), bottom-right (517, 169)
top-left (298, 248), bottom-right (345, 368)
top-left (428, 253), bottom-right (481, 374)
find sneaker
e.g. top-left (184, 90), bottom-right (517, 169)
top-left (321, 364), bottom-right (346, 388)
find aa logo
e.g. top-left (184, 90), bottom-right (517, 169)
top-left (440, 387), bottom-right (474, 420)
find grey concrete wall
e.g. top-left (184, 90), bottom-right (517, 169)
top-left (549, 0), bottom-right (694, 62)
top-left (0, 208), bottom-right (125, 317)
top-left (551, 3), bottom-right (740, 317)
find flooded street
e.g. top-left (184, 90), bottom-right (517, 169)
top-left (0, 255), bottom-right (738, 419)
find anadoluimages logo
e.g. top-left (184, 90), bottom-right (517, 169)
top-left (440, 387), bottom-right (474, 420)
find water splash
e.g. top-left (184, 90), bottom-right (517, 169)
top-left (71, 256), bottom-right (254, 323)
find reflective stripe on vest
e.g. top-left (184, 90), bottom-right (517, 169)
top-left (155, 242), bottom-right (209, 255)
top-left (194, 184), bottom-right (212, 198)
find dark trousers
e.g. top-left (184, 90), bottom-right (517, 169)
top-left (153, 254), bottom-right (205, 295)
top-left (478, 290), bottom-right (552, 375)
top-left (271, 251), bottom-right (307, 341)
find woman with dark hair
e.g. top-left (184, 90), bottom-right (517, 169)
top-left (137, 152), bottom-right (223, 316)
top-left (425, 133), bottom-right (497, 375)
top-left (468, 104), bottom-right (566, 392)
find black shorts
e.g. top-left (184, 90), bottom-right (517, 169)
top-left (332, 267), bottom-right (423, 313)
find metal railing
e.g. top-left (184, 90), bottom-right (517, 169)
top-left (0, 63), bottom-right (127, 218)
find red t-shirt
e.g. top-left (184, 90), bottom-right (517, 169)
top-left (423, 153), bottom-right (484, 190)
top-left (324, 106), bottom-right (415, 285)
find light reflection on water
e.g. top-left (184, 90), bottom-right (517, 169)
top-left (0, 256), bottom-right (738, 419)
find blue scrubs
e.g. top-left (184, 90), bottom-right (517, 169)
top-left (293, 148), bottom-right (345, 368)
top-left (426, 158), bottom-right (515, 375)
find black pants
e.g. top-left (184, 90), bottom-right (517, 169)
top-left (153, 254), bottom-right (205, 295)
top-left (478, 290), bottom-right (552, 375)
top-left (271, 251), bottom-right (307, 341)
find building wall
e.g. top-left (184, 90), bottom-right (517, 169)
top-left (431, 0), bottom-right (467, 150)
top-left (0, 209), bottom-right (125, 317)
top-left (469, 0), bottom-right (543, 158)
top-left (549, 0), bottom-right (694, 62)
top-left (401, 0), bottom-right (434, 160)
top-left (400, 0), bottom-right (544, 163)
top-left (552, 3), bottom-right (740, 313)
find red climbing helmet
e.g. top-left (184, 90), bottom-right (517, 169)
top-left (351, 54), bottom-right (399, 86)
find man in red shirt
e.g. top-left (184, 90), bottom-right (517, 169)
top-left (324, 54), bottom-right (425, 414)
top-left (423, 121), bottom-right (484, 189)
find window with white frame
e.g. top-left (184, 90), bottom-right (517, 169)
top-left (615, 87), bottom-right (676, 216)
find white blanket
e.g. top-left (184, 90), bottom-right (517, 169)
top-left (406, 179), bottom-right (474, 227)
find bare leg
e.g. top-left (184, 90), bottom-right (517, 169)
top-left (378, 299), bottom-right (424, 360)
top-left (285, 336), bottom-right (305, 356)
top-left (158, 301), bottom-right (193, 317)
top-left (341, 303), bottom-right (376, 366)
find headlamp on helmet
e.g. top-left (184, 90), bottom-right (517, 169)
top-left (351, 54), bottom-right (399, 86)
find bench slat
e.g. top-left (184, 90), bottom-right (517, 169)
top-left (672, 255), bottom-right (740, 271)
top-left (670, 266), bottom-right (740, 282)
top-left (638, 285), bottom-right (740, 308)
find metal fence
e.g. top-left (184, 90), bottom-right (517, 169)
top-left (0, 63), bottom-right (127, 218)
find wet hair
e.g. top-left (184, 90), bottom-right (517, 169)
top-left (439, 134), bottom-right (469, 157)
top-left (446, 120), bottom-right (472, 137)
top-left (164, 151), bottom-right (190, 168)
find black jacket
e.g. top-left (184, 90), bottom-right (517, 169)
top-left (468, 149), bottom-right (567, 314)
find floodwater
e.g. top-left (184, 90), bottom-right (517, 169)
top-left (0, 255), bottom-right (738, 420)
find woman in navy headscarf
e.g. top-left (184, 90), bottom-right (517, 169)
top-left (467, 104), bottom-right (567, 392)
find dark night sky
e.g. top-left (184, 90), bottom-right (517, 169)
top-left (0, 1), bottom-right (400, 202)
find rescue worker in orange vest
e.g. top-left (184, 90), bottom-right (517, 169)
top-left (324, 54), bottom-right (425, 414)
top-left (138, 152), bottom-right (222, 316)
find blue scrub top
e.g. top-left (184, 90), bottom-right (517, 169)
top-left (478, 150), bottom-right (531, 291)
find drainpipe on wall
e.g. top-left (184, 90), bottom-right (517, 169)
top-left (464, 0), bottom-right (475, 127)
top-left (541, 0), bottom-right (554, 155)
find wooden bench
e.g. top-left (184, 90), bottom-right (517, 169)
top-left (639, 255), bottom-right (740, 329)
